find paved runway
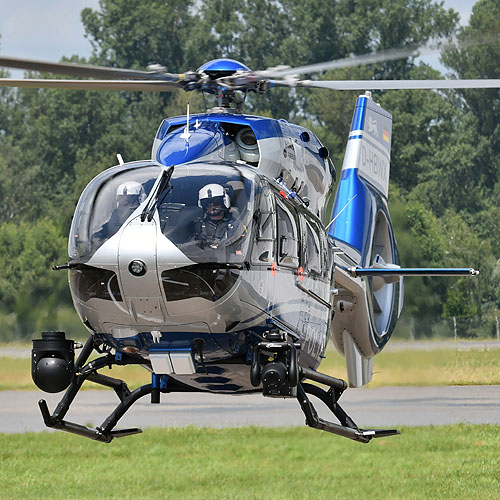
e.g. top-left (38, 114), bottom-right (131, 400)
top-left (2, 341), bottom-right (500, 434)
top-left (1, 385), bottom-right (499, 434)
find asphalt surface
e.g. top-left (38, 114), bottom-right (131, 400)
top-left (2, 341), bottom-right (499, 434)
top-left (1, 385), bottom-right (499, 434)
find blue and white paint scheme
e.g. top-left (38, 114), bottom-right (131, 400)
top-left (197, 58), bottom-right (251, 74)
top-left (328, 93), bottom-right (402, 387)
top-left (329, 93), bottom-right (392, 260)
top-left (67, 100), bottom-right (336, 393)
top-left (152, 112), bottom-right (334, 220)
top-left (67, 94), bottom-right (399, 391)
top-left (16, 53), bottom-right (480, 443)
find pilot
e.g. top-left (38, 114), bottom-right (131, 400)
top-left (194, 183), bottom-right (242, 250)
top-left (92, 181), bottom-right (146, 243)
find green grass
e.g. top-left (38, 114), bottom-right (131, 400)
top-left (318, 347), bottom-right (500, 387)
top-left (3, 344), bottom-right (500, 390)
top-left (0, 357), bottom-right (150, 391)
top-left (1, 425), bottom-right (500, 499)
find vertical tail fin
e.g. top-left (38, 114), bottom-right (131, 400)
top-left (328, 93), bottom-right (403, 387)
top-left (328, 92), bottom-right (392, 262)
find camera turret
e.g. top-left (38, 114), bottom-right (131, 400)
top-left (32, 332), bottom-right (76, 393)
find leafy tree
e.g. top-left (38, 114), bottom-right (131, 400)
top-left (1, 0), bottom-right (498, 341)
top-left (0, 219), bottom-right (69, 338)
top-left (390, 191), bottom-right (446, 338)
top-left (81, 0), bottom-right (195, 71)
top-left (473, 180), bottom-right (500, 259)
top-left (406, 109), bottom-right (491, 216)
top-left (440, 0), bottom-right (500, 188)
top-left (441, 0), bottom-right (500, 133)
top-left (0, 139), bottom-right (41, 223)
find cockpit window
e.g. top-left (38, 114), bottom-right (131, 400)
top-left (303, 219), bottom-right (321, 275)
top-left (69, 164), bottom-right (161, 260)
top-left (158, 164), bottom-right (255, 264)
top-left (69, 162), bottom-right (257, 266)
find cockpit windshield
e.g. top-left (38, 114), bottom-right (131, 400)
top-left (69, 163), bottom-right (162, 260)
top-left (157, 164), bottom-right (255, 264)
top-left (69, 161), bottom-right (256, 265)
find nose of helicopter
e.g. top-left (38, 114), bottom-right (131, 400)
top-left (117, 216), bottom-right (194, 322)
top-left (74, 162), bottom-right (255, 340)
top-left (116, 215), bottom-right (241, 324)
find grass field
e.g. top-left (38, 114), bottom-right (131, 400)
top-left (3, 345), bottom-right (500, 499)
top-left (319, 346), bottom-right (500, 387)
top-left (0, 357), bottom-right (150, 391)
top-left (1, 425), bottom-right (500, 499)
top-left (3, 344), bottom-right (500, 390)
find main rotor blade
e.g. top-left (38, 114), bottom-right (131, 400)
top-left (256, 46), bottom-right (419, 79)
top-left (257, 32), bottom-right (500, 80)
top-left (0, 78), bottom-right (180, 92)
top-left (0, 55), bottom-right (181, 82)
top-left (272, 79), bottom-right (500, 90)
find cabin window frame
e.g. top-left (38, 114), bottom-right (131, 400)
top-left (275, 197), bottom-right (300, 269)
top-left (301, 215), bottom-right (322, 277)
top-left (250, 184), bottom-right (276, 266)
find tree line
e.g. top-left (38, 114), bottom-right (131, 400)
top-left (0, 0), bottom-right (499, 340)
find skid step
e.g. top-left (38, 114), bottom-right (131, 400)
top-left (39, 399), bottom-right (143, 442)
top-left (296, 381), bottom-right (400, 443)
top-left (109, 428), bottom-right (143, 438)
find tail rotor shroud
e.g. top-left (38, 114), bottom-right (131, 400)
top-left (328, 93), bottom-right (402, 387)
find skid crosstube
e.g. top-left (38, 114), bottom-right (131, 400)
top-left (297, 368), bottom-right (400, 443)
top-left (38, 336), bottom-right (399, 444)
top-left (37, 335), bottom-right (197, 443)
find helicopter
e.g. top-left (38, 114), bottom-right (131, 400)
top-left (0, 50), bottom-right (494, 444)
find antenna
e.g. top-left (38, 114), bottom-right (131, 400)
top-left (180, 103), bottom-right (191, 141)
top-left (325, 194), bottom-right (358, 231)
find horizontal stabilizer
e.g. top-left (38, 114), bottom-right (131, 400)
top-left (345, 267), bottom-right (479, 278)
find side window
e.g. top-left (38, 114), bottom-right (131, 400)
top-left (303, 218), bottom-right (321, 276)
top-left (319, 229), bottom-right (333, 280)
top-left (251, 186), bottom-right (276, 264)
top-left (276, 200), bottom-right (299, 268)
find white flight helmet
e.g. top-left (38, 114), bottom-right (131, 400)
top-left (116, 181), bottom-right (146, 205)
top-left (198, 183), bottom-right (230, 210)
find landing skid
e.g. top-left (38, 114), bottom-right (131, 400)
top-left (37, 336), bottom-right (198, 443)
top-left (297, 367), bottom-right (399, 443)
top-left (39, 394), bottom-right (145, 443)
top-left (37, 336), bottom-right (399, 444)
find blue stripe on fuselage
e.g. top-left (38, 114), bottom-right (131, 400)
top-left (328, 168), bottom-right (373, 257)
